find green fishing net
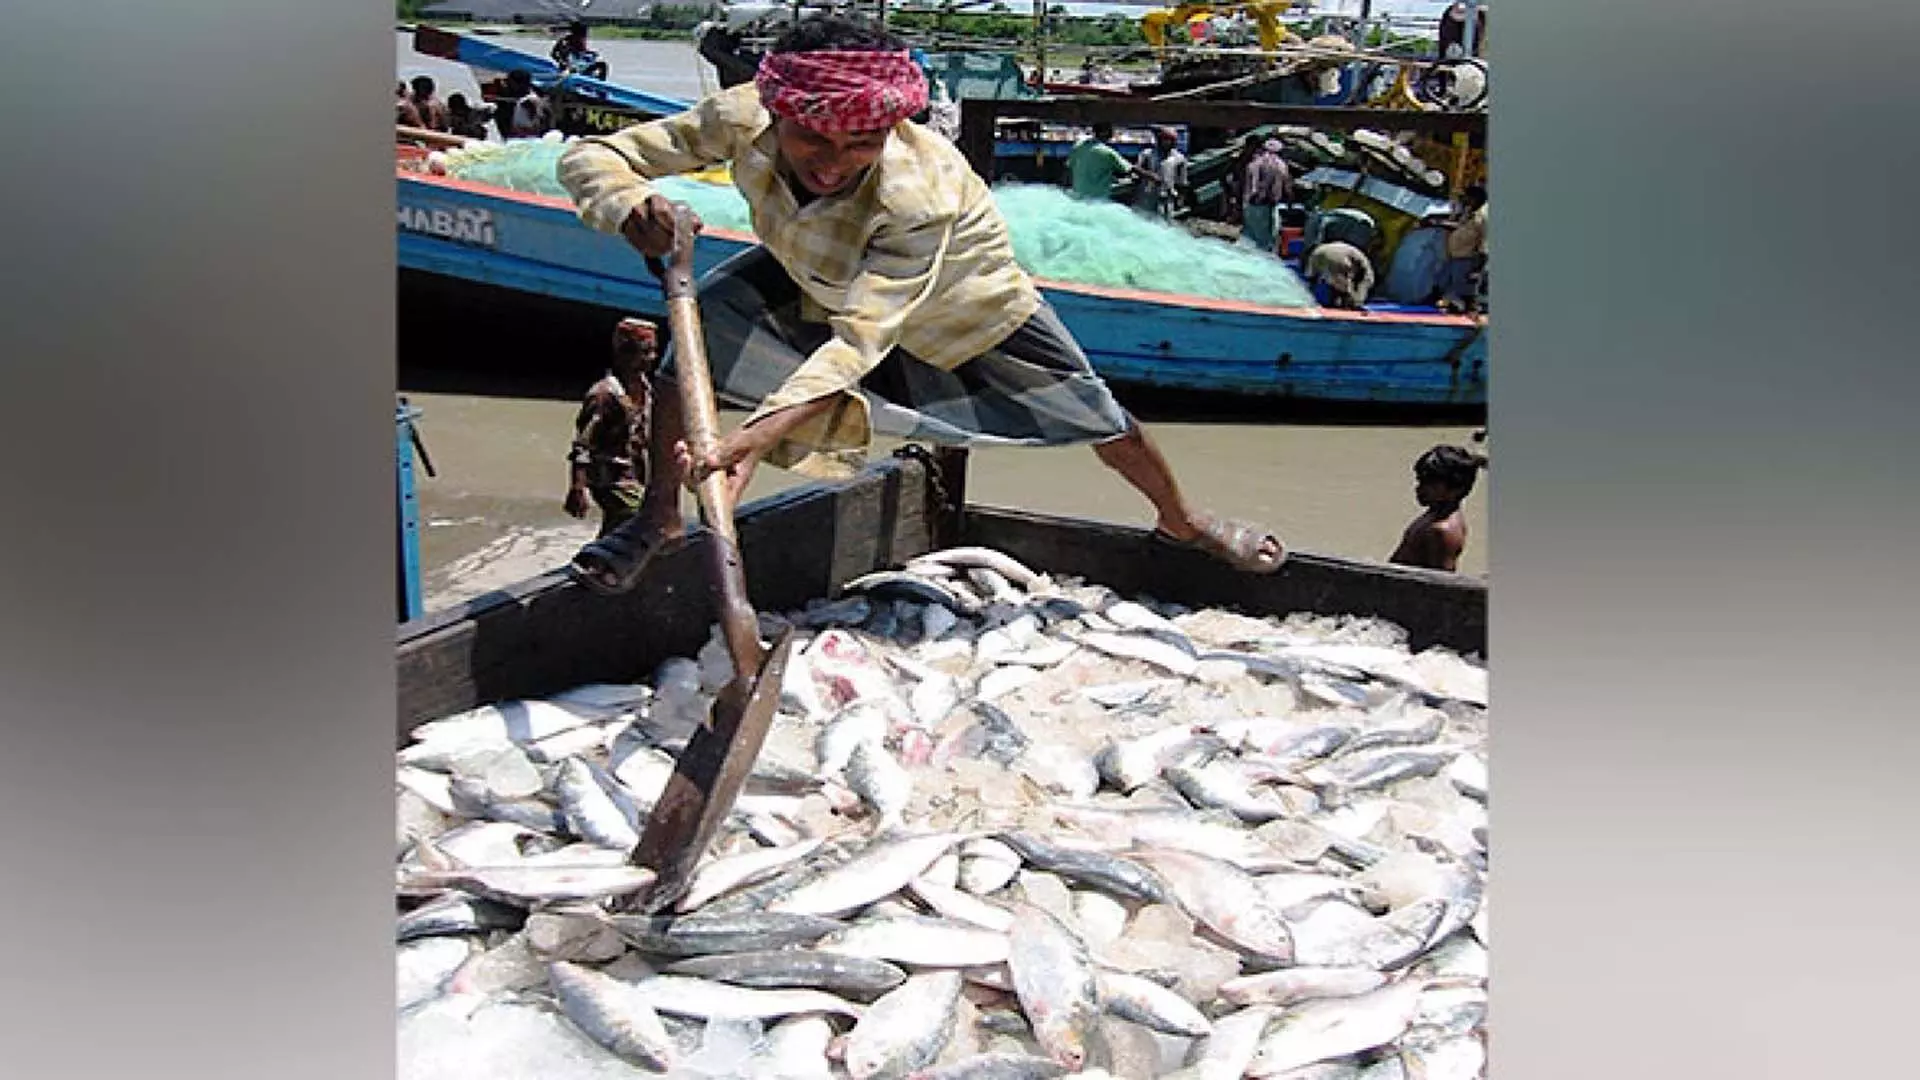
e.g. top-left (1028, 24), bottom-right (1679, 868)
top-left (434, 138), bottom-right (1316, 309)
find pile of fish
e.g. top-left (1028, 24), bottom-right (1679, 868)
top-left (397, 546), bottom-right (1489, 1080)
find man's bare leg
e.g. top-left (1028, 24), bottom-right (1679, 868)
top-left (1092, 415), bottom-right (1284, 565)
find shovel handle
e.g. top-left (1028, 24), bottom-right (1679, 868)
top-left (649, 203), bottom-right (763, 676)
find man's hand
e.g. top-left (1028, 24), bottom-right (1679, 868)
top-left (564, 486), bottom-right (590, 519)
top-left (620, 194), bottom-right (703, 259)
top-left (676, 425), bottom-right (771, 491)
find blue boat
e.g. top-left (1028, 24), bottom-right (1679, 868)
top-left (396, 149), bottom-right (1486, 407)
top-left (412, 25), bottom-right (694, 129)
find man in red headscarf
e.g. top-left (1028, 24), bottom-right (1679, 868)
top-left (556, 15), bottom-right (1287, 594)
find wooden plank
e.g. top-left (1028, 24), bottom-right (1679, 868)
top-left (958, 98), bottom-right (1486, 177)
top-left (961, 506), bottom-right (1486, 656)
top-left (395, 457), bottom-right (933, 740)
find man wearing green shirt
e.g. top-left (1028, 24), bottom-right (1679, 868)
top-left (1065, 122), bottom-right (1137, 202)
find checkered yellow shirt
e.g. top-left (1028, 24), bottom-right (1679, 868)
top-left (558, 84), bottom-right (1041, 477)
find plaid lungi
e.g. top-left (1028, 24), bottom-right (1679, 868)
top-left (660, 246), bottom-right (1132, 463)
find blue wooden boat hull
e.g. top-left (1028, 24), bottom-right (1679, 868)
top-left (396, 168), bottom-right (1487, 407)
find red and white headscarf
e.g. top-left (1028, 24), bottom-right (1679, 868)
top-left (755, 49), bottom-right (929, 134)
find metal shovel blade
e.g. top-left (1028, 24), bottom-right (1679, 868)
top-left (628, 627), bottom-right (796, 913)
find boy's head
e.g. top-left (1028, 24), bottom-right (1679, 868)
top-left (411, 75), bottom-right (436, 100)
top-left (760, 15), bottom-right (924, 198)
top-left (610, 318), bottom-right (659, 380)
top-left (1413, 444), bottom-right (1486, 507)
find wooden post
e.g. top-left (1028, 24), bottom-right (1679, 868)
top-left (1033, 0), bottom-right (1048, 90)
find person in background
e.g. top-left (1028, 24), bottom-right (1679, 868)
top-left (1390, 444), bottom-right (1486, 572)
top-left (565, 319), bottom-right (659, 538)
top-left (396, 81), bottom-right (423, 128)
top-left (500, 70), bottom-right (551, 139)
top-left (1305, 240), bottom-right (1375, 309)
top-left (1133, 126), bottom-right (1190, 220)
top-left (409, 75), bottom-right (450, 133)
top-left (555, 14), bottom-right (1289, 593)
top-left (446, 93), bottom-right (492, 140)
top-left (1436, 184), bottom-right (1487, 313)
top-left (1240, 138), bottom-right (1292, 254)
top-left (1065, 122), bottom-right (1142, 202)
top-left (552, 20), bottom-right (610, 79)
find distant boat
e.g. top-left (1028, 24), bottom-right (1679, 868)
top-left (395, 144), bottom-right (1486, 408)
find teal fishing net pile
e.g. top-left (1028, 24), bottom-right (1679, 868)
top-left (436, 139), bottom-right (1315, 309)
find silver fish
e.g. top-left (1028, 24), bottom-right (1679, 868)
top-left (677, 837), bottom-right (826, 913)
top-left (1050, 805), bottom-right (1296, 873)
top-left (997, 832), bottom-right (1170, 905)
top-left (771, 832), bottom-right (963, 918)
top-left (406, 863), bottom-right (657, 906)
top-left (845, 970), bottom-right (965, 1079)
top-left (625, 974), bottom-right (866, 1021)
top-left (821, 914), bottom-right (1013, 968)
top-left (1399, 1033), bottom-right (1484, 1080)
top-left (522, 724), bottom-right (611, 764)
top-left (1219, 967), bottom-right (1389, 1007)
top-left (1304, 750), bottom-right (1456, 795)
top-left (957, 839), bottom-right (1024, 895)
top-left (609, 911), bottom-right (845, 957)
top-left (1094, 969), bottom-right (1212, 1037)
top-left (664, 950), bottom-right (908, 997)
top-left (1177, 1004), bottom-right (1279, 1080)
top-left (848, 739), bottom-right (914, 827)
top-left (1007, 905), bottom-right (1106, 1072)
top-left (446, 777), bottom-right (570, 836)
top-left (396, 937), bottom-right (474, 1013)
top-left (1077, 631), bottom-right (1199, 678)
top-left (1128, 848), bottom-right (1294, 963)
top-left (409, 698), bottom-right (599, 747)
top-left (1246, 981), bottom-right (1424, 1077)
top-left (396, 893), bottom-right (525, 942)
top-left (913, 547), bottom-right (1044, 589)
top-left (550, 758), bottom-right (640, 851)
top-left (909, 877), bottom-right (1017, 932)
top-left (966, 567), bottom-right (1028, 607)
top-left (547, 961), bottom-right (678, 1070)
top-left (845, 571), bottom-right (983, 616)
top-left (1166, 759), bottom-right (1303, 824)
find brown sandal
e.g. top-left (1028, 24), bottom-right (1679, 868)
top-left (568, 521), bottom-right (686, 596)
top-left (1153, 514), bottom-right (1288, 575)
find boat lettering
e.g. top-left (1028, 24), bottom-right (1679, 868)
top-left (580, 107), bottom-right (631, 133)
top-left (396, 204), bottom-right (498, 249)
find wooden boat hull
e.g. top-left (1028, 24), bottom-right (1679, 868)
top-left (396, 166), bottom-right (1487, 407)
top-left (396, 452), bottom-right (1485, 736)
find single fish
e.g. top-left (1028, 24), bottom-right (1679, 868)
top-left (1077, 631), bottom-right (1198, 678)
top-left (409, 698), bottom-right (598, 747)
top-left (821, 915), bottom-right (1013, 968)
top-left (1093, 969), bottom-right (1212, 1038)
top-left (664, 950), bottom-right (908, 997)
top-left (848, 740), bottom-right (914, 828)
top-left (1219, 967), bottom-right (1389, 1007)
top-left (609, 911), bottom-right (846, 957)
top-left (996, 832), bottom-right (1170, 904)
top-left (446, 777), bottom-right (570, 836)
top-left (1101, 601), bottom-right (1189, 641)
top-left (1256, 872), bottom-right (1363, 911)
top-left (1050, 805), bottom-right (1295, 873)
top-left (1006, 905), bottom-right (1106, 1072)
top-left (966, 567), bottom-right (1028, 607)
top-left (547, 960), bottom-right (678, 1070)
top-left (1304, 750), bottom-right (1456, 795)
top-left (908, 877), bottom-right (1017, 932)
top-left (407, 863), bottom-right (657, 907)
top-left (914, 547), bottom-right (1044, 589)
top-left (1245, 981), bottom-right (1424, 1077)
top-left (1410, 984), bottom-right (1487, 1039)
top-left (1337, 705), bottom-right (1445, 757)
top-left (772, 832), bottom-right (964, 918)
top-left (396, 893), bottom-right (526, 942)
top-left (1128, 848), bottom-right (1294, 963)
top-left (1166, 760), bottom-right (1301, 824)
top-left (625, 974), bottom-right (866, 1021)
top-left (677, 837), bottom-right (826, 913)
top-left (845, 970), bottom-right (966, 1079)
top-left (551, 758), bottom-right (640, 851)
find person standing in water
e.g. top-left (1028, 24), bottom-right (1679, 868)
top-left (1390, 444), bottom-right (1486, 573)
top-left (553, 14), bottom-right (1288, 595)
top-left (564, 319), bottom-right (658, 539)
